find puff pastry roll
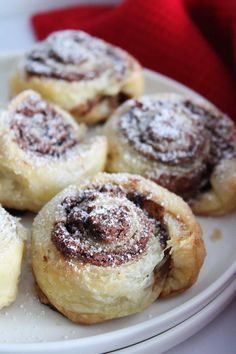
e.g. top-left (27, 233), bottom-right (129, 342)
top-left (31, 173), bottom-right (205, 324)
top-left (11, 30), bottom-right (144, 125)
top-left (0, 206), bottom-right (26, 309)
top-left (0, 90), bottom-right (107, 212)
top-left (104, 94), bottom-right (236, 216)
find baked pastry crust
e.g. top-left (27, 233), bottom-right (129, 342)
top-left (0, 206), bottom-right (26, 309)
top-left (191, 159), bottom-right (236, 216)
top-left (0, 90), bottom-right (107, 212)
top-left (104, 94), bottom-right (236, 216)
top-left (31, 172), bottom-right (205, 324)
top-left (11, 30), bottom-right (144, 125)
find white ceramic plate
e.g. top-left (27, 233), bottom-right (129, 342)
top-left (110, 279), bottom-right (236, 354)
top-left (0, 54), bottom-right (235, 354)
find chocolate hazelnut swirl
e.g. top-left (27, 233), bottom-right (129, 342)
top-left (0, 90), bottom-right (107, 212)
top-left (31, 173), bottom-right (205, 324)
top-left (10, 91), bottom-right (78, 157)
top-left (11, 30), bottom-right (143, 125)
top-left (25, 30), bottom-right (132, 82)
top-left (51, 182), bottom-right (168, 267)
top-left (105, 94), bottom-right (236, 203)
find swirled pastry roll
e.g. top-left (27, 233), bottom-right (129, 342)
top-left (0, 206), bottom-right (26, 309)
top-left (0, 90), bottom-right (107, 212)
top-left (31, 173), bottom-right (205, 324)
top-left (104, 94), bottom-right (236, 216)
top-left (11, 30), bottom-right (144, 125)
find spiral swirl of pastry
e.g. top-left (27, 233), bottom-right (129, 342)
top-left (51, 183), bottom-right (168, 267)
top-left (25, 30), bottom-right (133, 82)
top-left (11, 30), bottom-right (143, 125)
top-left (105, 94), bottom-right (236, 213)
top-left (119, 97), bottom-right (210, 165)
top-left (31, 173), bottom-right (205, 324)
top-left (10, 90), bottom-right (79, 157)
top-left (0, 90), bottom-right (107, 212)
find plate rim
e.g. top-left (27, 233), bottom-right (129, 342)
top-left (110, 279), bottom-right (236, 354)
top-left (0, 262), bottom-right (234, 353)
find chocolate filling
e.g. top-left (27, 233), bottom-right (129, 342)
top-left (70, 92), bottom-right (130, 117)
top-left (51, 183), bottom-right (169, 267)
top-left (184, 100), bottom-right (236, 163)
top-left (119, 97), bottom-right (236, 199)
top-left (10, 93), bottom-right (78, 157)
top-left (25, 30), bottom-right (131, 82)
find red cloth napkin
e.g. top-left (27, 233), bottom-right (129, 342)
top-left (32, 0), bottom-right (236, 119)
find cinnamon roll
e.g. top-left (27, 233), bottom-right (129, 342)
top-left (0, 90), bottom-right (107, 212)
top-left (0, 206), bottom-right (26, 309)
top-left (104, 94), bottom-right (236, 216)
top-left (11, 30), bottom-right (143, 125)
top-left (31, 173), bottom-right (205, 324)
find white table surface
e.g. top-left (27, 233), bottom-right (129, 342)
top-left (0, 1), bottom-right (235, 353)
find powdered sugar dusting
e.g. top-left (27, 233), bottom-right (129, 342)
top-left (9, 91), bottom-right (79, 158)
top-left (0, 207), bottom-right (17, 236)
top-left (25, 30), bottom-right (132, 82)
top-left (117, 95), bottom-right (236, 199)
top-left (119, 96), bottom-right (208, 165)
top-left (51, 182), bottom-right (168, 267)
